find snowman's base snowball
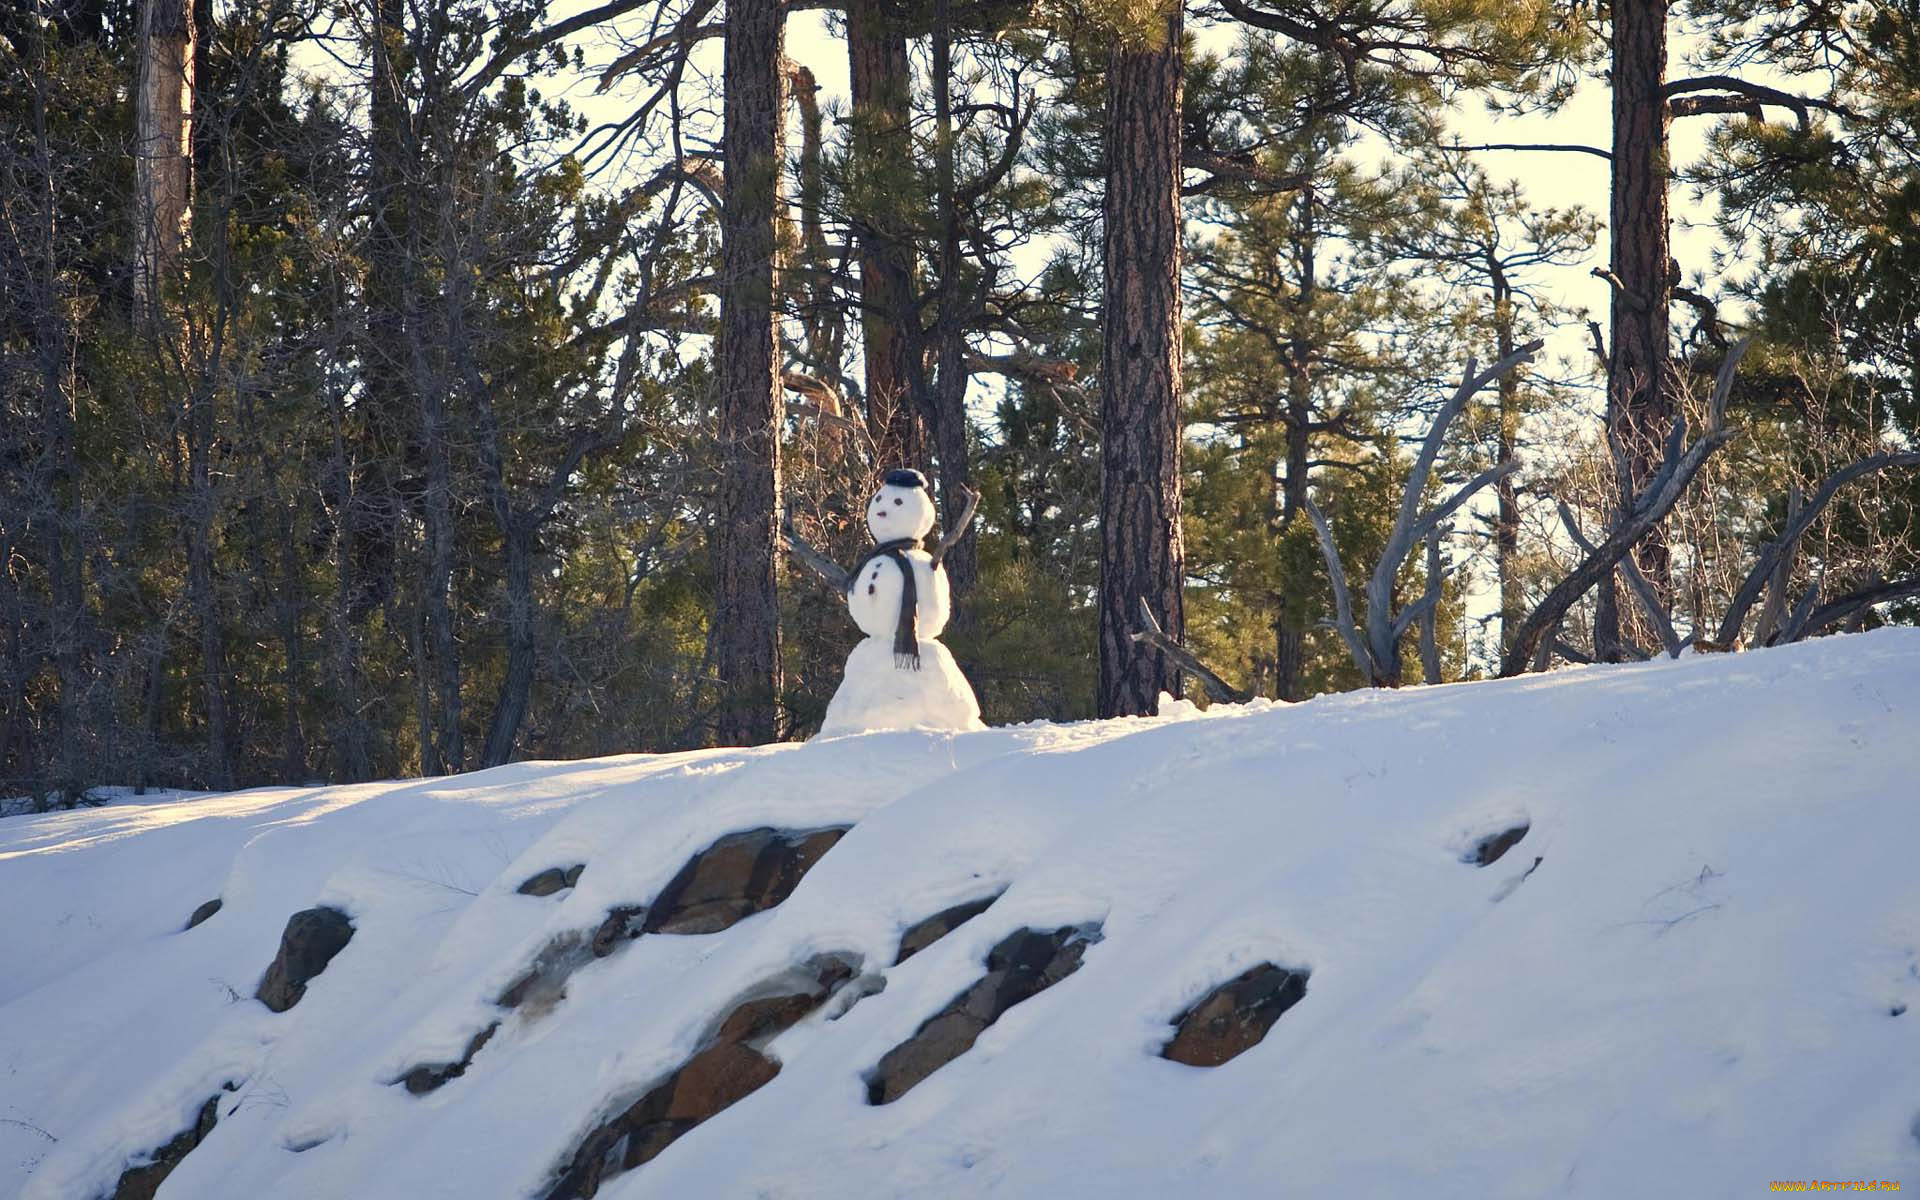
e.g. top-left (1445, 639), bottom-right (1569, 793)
top-left (817, 637), bottom-right (983, 736)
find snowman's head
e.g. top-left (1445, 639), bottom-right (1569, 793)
top-left (866, 469), bottom-right (937, 542)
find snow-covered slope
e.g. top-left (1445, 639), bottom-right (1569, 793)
top-left (5, 632), bottom-right (1919, 1199)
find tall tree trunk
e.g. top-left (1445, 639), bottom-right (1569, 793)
top-left (845, 0), bottom-right (923, 466)
top-left (929, 0), bottom-right (977, 605)
top-left (713, 0), bottom-right (786, 745)
top-left (356, 0), bottom-right (411, 623)
top-left (481, 520), bottom-right (536, 768)
top-left (1273, 190), bottom-right (1315, 702)
top-left (1490, 268), bottom-right (1523, 657)
top-left (419, 373), bottom-right (461, 775)
top-left (1097, 4), bottom-right (1185, 718)
top-left (326, 390), bottom-right (373, 781)
top-left (185, 379), bottom-right (233, 790)
top-left (1603, 0), bottom-right (1673, 658)
top-left (132, 0), bottom-right (192, 329)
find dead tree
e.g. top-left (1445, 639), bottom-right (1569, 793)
top-left (1499, 338), bottom-right (1751, 676)
top-left (1712, 450), bottom-right (1920, 648)
top-left (1305, 340), bottom-right (1544, 688)
top-left (1128, 600), bottom-right (1252, 704)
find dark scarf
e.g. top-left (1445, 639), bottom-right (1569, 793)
top-left (847, 536), bottom-right (922, 670)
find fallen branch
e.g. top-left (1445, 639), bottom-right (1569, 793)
top-left (1130, 599), bottom-right (1251, 704)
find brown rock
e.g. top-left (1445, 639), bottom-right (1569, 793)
top-left (183, 898), bottom-right (222, 930)
top-left (111, 1090), bottom-right (226, 1200)
top-left (590, 905), bottom-right (648, 957)
top-left (1162, 963), bottom-right (1309, 1067)
top-left (1468, 823), bottom-right (1530, 867)
top-left (663, 1041), bottom-right (780, 1122)
top-left (644, 827), bottom-right (848, 935)
top-left (712, 957), bottom-right (856, 1044)
top-left (255, 906), bottom-right (354, 1013)
top-left (400, 1022), bottom-right (499, 1095)
top-left (518, 865), bottom-right (585, 897)
top-left (866, 924), bottom-right (1099, 1105)
top-left (894, 893), bottom-right (1001, 965)
top-left (541, 953), bottom-right (861, 1200)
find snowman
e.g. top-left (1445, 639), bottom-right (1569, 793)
top-left (787, 469), bottom-right (984, 735)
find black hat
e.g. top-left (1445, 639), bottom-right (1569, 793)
top-left (882, 468), bottom-right (930, 491)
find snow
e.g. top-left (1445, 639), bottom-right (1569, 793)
top-left (5, 630), bottom-right (1919, 1198)
top-left (819, 637), bottom-right (984, 736)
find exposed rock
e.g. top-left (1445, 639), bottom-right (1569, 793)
top-left (501, 829), bottom-right (844, 1022)
top-left (498, 931), bottom-right (590, 1011)
top-left (1161, 963), bottom-right (1309, 1067)
top-left (399, 1022), bottom-right (499, 1095)
top-left (867, 924), bottom-right (1100, 1105)
top-left (543, 953), bottom-right (860, 1200)
top-left (644, 827), bottom-right (849, 935)
top-left (590, 905), bottom-right (647, 957)
top-left (1467, 823), bottom-right (1530, 867)
top-left (183, 898), bottom-right (222, 930)
top-left (256, 906), bottom-right (355, 1013)
top-left (894, 893), bottom-right (1002, 965)
top-left (110, 1088), bottom-right (229, 1200)
top-left (518, 864), bottom-right (586, 897)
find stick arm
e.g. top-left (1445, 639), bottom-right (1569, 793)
top-left (782, 511), bottom-right (850, 593)
top-left (930, 484), bottom-right (980, 567)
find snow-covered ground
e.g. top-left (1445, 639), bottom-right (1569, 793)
top-left (4, 631), bottom-right (1918, 1199)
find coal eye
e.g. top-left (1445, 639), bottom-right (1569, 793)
top-left (893, 498), bottom-right (903, 506)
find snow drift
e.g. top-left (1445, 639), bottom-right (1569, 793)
top-left (4, 631), bottom-right (1919, 1199)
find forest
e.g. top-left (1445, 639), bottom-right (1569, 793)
top-left (2, 0), bottom-right (1916, 805)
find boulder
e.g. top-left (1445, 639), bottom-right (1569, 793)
top-left (517, 864), bottom-right (586, 897)
top-left (110, 1089), bottom-right (228, 1200)
top-left (644, 827), bottom-right (849, 935)
top-left (255, 907), bottom-right (354, 1013)
top-left (1467, 823), bottom-right (1530, 867)
top-left (590, 905), bottom-right (648, 957)
top-left (399, 1022), bottom-right (499, 1095)
top-left (1162, 963), bottom-right (1309, 1067)
top-left (867, 924), bottom-right (1099, 1105)
top-left (894, 893), bottom-right (1001, 965)
top-left (542, 953), bottom-right (861, 1200)
top-left (183, 898), bottom-right (222, 930)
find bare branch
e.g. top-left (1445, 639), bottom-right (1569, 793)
top-left (1418, 529), bottom-right (1444, 685)
top-left (1716, 451), bottom-right (1920, 644)
top-left (782, 512), bottom-right (849, 592)
top-left (1365, 340), bottom-right (1540, 675)
top-left (930, 484), bottom-right (979, 568)
top-left (1501, 339), bottom-right (1751, 676)
top-left (1130, 599), bottom-right (1252, 704)
top-left (1559, 500), bottom-right (1680, 657)
top-left (1304, 496), bottom-right (1374, 684)
top-left (1787, 576), bottom-right (1920, 642)
top-left (1440, 141), bottom-right (1612, 161)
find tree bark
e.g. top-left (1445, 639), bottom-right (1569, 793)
top-left (1274, 188), bottom-right (1315, 701)
top-left (132, 0), bottom-right (192, 329)
top-left (1603, 0), bottom-right (1674, 656)
top-left (929, 0), bottom-right (977, 606)
top-left (845, 0), bottom-right (923, 466)
top-left (482, 520), bottom-right (537, 768)
top-left (1490, 265), bottom-right (1523, 657)
top-left (356, 0), bottom-right (412, 623)
top-left (1097, 5), bottom-right (1185, 718)
top-left (713, 0), bottom-right (786, 744)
